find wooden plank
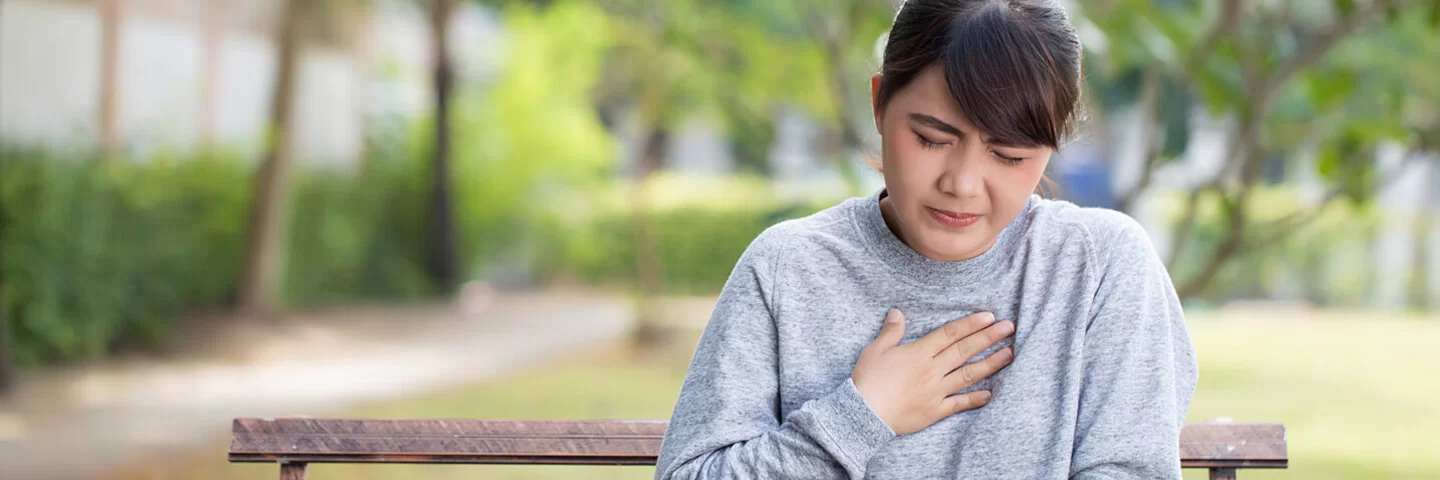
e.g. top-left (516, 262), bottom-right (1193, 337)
top-left (231, 418), bottom-right (665, 465)
top-left (1179, 422), bottom-right (1288, 468)
top-left (231, 418), bottom-right (1286, 469)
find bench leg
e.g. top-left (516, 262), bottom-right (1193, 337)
top-left (280, 462), bottom-right (307, 480)
top-left (1208, 467), bottom-right (1237, 480)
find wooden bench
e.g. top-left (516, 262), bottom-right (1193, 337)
top-left (229, 417), bottom-right (1287, 479)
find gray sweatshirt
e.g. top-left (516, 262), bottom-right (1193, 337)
top-left (654, 190), bottom-right (1198, 479)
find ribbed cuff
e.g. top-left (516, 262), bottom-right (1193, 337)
top-left (790, 377), bottom-right (897, 477)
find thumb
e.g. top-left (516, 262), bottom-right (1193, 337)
top-left (872, 308), bottom-right (906, 348)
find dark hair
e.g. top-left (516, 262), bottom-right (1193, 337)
top-left (876, 0), bottom-right (1083, 150)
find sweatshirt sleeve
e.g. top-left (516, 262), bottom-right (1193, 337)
top-left (1069, 212), bottom-right (1199, 480)
top-left (654, 226), bottom-right (897, 480)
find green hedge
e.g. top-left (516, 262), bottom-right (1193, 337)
top-left (0, 146), bottom-right (828, 366)
top-left (0, 145), bottom-right (449, 365)
top-left (553, 201), bottom-right (826, 294)
top-left (283, 157), bottom-right (435, 305)
top-left (1, 146), bottom-right (250, 364)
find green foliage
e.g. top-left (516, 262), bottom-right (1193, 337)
top-left (1, 145), bottom-right (250, 365)
top-left (543, 175), bottom-right (835, 294)
top-left (283, 153), bottom-right (435, 305)
top-left (0, 141), bottom-right (443, 365)
top-left (450, 1), bottom-right (619, 282)
top-left (555, 201), bottom-right (825, 294)
top-left (0, 141), bottom-right (825, 367)
top-left (1160, 186), bottom-right (1384, 305)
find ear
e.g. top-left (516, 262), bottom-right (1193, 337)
top-left (870, 72), bottom-right (884, 134)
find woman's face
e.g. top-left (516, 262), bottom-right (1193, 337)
top-left (871, 63), bottom-right (1053, 262)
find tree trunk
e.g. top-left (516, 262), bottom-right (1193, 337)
top-left (237, 0), bottom-right (303, 314)
top-left (632, 128), bottom-right (672, 347)
top-left (351, 2), bottom-right (377, 173)
top-left (1115, 67), bottom-right (1163, 215)
top-left (0, 272), bottom-right (11, 395)
top-left (818, 11), bottom-right (865, 196)
top-left (98, 0), bottom-right (123, 154)
top-left (427, 0), bottom-right (460, 291)
top-left (1410, 163), bottom-right (1435, 309)
top-left (199, 0), bottom-right (225, 145)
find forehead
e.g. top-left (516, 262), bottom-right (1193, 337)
top-left (888, 63), bottom-right (973, 129)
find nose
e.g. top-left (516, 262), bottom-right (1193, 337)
top-left (936, 147), bottom-right (983, 199)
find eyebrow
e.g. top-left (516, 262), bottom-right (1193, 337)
top-left (907, 113), bottom-right (1033, 148)
top-left (909, 113), bottom-right (963, 137)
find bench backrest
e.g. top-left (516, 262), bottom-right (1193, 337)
top-left (229, 418), bottom-right (1286, 479)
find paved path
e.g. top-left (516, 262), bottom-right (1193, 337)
top-left (0, 291), bottom-right (637, 480)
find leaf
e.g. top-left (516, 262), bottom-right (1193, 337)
top-left (1347, 118), bottom-right (1411, 143)
top-left (1304, 69), bottom-right (1357, 112)
top-left (1333, 0), bottom-right (1356, 18)
top-left (1192, 66), bottom-right (1244, 113)
top-left (1316, 143), bottom-right (1341, 178)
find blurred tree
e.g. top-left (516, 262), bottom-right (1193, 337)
top-left (1081, 0), bottom-right (1440, 298)
top-left (98, 0), bottom-right (124, 154)
top-left (1411, 160), bottom-right (1435, 309)
top-left (199, 0), bottom-right (225, 145)
top-left (427, 0), bottom-right (461, 291)
top-left (592, 0), bottom-right (699, 346)
top-left (237, 0), bottom-right (305, 314)
top-left (562, 0), bottom-right (896, 344)
top-left (444, 1), bottom-right (617, 284)
top-left (795, 0), bottom-right (897, 193)
top-left (0, 272), bottom-right (9, 394)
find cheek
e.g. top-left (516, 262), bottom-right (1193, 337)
top-left (880, 135), bottom-right (935, 189)
top-left (996, 156), bottom-right (1049, 193)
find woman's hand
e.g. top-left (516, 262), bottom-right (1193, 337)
top-left (852, 309), bottom-right (1015, 436)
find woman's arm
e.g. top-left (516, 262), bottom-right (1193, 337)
top-left (654, 228), bottom-right (896, 480)
top-left (1069, 213), bottom-right (1199, 480)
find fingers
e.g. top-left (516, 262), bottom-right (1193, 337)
top-left (941, 390), bottom-right (993, 416)
top-left (933, 319), bottom-right (1014, 370)
top-left (912, 311), bottom-right (995, 357)
top-left (941, 347), bottom-right (1013, 392)
top-left (866, 309), bottom-right (907, 352)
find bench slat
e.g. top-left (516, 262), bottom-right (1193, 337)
top-left (1179, 423), bottom-right (1287, 467)
top-left (231, 418), bottom-right (1287, 469)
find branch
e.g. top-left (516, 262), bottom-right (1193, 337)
top-left (1205, 112), bottom-right (1257, 192)
top-left (1175, 192), bottom-right (1249, 298)
top-left (1247, 149), bottom-right (1422, 247)
top-left (1182, 0), bottom-right (1243, 80)
top-left (1165, 186), bottom-right (1209, 270)
top-left (1175, 147), bottom-right (1421, 298)
top-left (1258, 2), bottom-right (1383, 101)
top-left (1174, 136), bottom-right (1265, 298)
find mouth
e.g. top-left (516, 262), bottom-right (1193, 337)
top-left (925, 206), bottom-right (980, 228)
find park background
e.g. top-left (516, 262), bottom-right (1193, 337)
top-left (1, 0), bottom-right (1437, 478)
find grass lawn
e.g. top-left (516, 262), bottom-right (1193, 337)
top-left (109, 308), bottom-right (1439, 479)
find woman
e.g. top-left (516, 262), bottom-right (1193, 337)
top-left (654, 0), bottom-right (1197, 478)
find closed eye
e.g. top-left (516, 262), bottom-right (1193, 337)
top-left (915, 132), bottom-right (947, 151)
top-left (993, 151), bottom-right (1024, 165)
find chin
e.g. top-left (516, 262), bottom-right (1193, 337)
top-left (918, 235), bottom-right (983, 261)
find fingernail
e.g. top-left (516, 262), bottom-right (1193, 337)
top-left (977, 391), bottom-right (993, 403)
top-left (885, 309), bottom-right (902, 324)
top-left (980, 312), bottom-right (995, 323)
top-left (998, 347), bottom-right (1014, 361)
top-left (999, 320), bottom-right (1015, 333)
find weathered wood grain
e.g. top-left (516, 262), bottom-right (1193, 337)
top-left (230, 418), bottom-right (1287, 474)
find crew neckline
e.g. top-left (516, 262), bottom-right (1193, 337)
top-left (850, 188), bottom-right (1037, 285)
